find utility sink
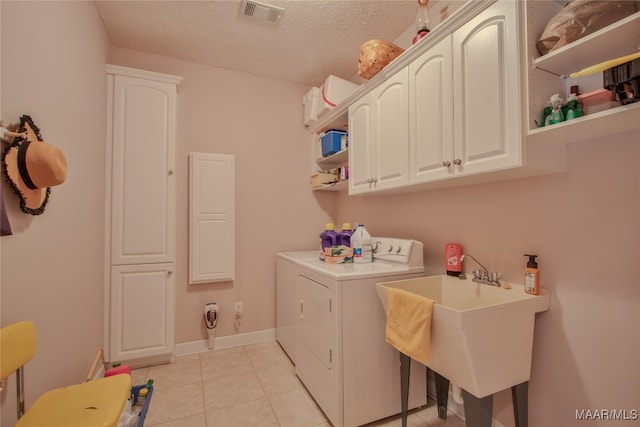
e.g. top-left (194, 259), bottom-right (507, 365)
top-left (376, 275), bottom-right (550, 398)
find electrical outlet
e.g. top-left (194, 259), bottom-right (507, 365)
top-left (234, 301), bottom-right (243, 315)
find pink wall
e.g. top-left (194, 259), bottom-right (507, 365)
top-left (0, 1), bottom-right (111, 426)
top-left (1, 1), bottom-right (638, 427)
top-left (334, 134), bottom-right (640, 426)
top-left (108, 49), bottom-right (334, 343)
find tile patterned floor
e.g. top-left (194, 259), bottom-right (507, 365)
top-left (132, 341), bottom-right (464, 427)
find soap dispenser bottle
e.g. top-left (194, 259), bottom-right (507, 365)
top-left (445, 243), bottom-right (462, 276)
top-left (524, 254), bottom-right (540, 295)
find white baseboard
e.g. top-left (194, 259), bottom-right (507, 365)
top-left (175, 328), bottom-right (277, 357)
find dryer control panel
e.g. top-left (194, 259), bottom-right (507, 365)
top-left (372, 238), bottom-right (422, 266)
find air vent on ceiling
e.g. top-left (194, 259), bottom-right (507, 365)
top-left (240, 0), bottom-right (285, 23)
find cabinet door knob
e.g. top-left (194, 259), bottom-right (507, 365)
top-left (453, 158), bottom-right (463, 166)
top-left (442, 160), bottom-right (452, 167)
top-left (168, 169), bottom-right (174, 175)
top-left (168, 270), bottom-right (173, 276)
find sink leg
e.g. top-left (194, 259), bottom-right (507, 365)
top-left (399, 352), bottom-right (411, 427)
top-left (462, 389), bottom-right (493, 427)
top-left (511, 381), bottom-right (529, 427)
top-left (434, 371), bottom-right (449, 419)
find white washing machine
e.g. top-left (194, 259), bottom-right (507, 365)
top-left (276, 238), bottom-right (427, 427)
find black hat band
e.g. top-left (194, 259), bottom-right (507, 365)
top-left (17, 140), bottom-right (38, 190)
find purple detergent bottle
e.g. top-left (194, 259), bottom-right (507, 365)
top-left (337, 223), bottom-right (353, 247)
top-left (319, 223), bottom-right (338, 261)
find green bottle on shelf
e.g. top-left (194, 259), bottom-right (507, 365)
top-left (541, 102), bottom-right (552, 127)
top-left (545, 94), bottom-right (564, 126)
top-left (564, 93), bottom-right (582, 120)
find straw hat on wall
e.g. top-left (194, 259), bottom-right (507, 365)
top-left (1, 115), bottom-right (67, 215)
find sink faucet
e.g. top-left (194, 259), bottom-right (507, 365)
top-left (460, 254), bottom-right (501, 286)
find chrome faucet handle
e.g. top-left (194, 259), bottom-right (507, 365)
top-left (461, 254), bottom-right (489, 278)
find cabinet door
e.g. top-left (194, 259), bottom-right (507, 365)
top-left (373, 68), bottom-right (410, 191)
top-left (109, 263), bottom-right (175, 361)
top-left (189, 153), bottom-right (234, 284)
top-left (409, 35), bottom-right (454, 183)
top-left (348, 93), bottom-right (375, 194)
top-left (110, 75), bottom-right (176, 265)
top-left (276, 257), bottom-right (298, 363)
top-left (453, 0), bottom-right (522, 176)
top-left (295, 275), bottom-right (338, 424)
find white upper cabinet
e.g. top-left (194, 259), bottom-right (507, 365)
top-left (409, 35), bottom-right (454, 184)
top-left (322, 0), bottom-right (638, 193)
top-left (374, 69), bottom-right (410, 191)
top-left (108, 68), bottom-right (179, 265)
top-left (451, 0), bottom-right (522, 177)
top-left (348, 95), bottom-right (374, 194)
top-left (349, 69), bottom-right (409, 194)
top-left (350, 0), bottom-right (526, 194)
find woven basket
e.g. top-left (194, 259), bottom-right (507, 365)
top-left (357, 39), bottom-right (405, 79)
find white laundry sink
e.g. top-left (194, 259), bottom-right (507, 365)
top-left (375, 275), bottom-right (550, 398)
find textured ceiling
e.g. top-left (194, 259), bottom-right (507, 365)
top-left (94, 0), bottom-right (422, 87)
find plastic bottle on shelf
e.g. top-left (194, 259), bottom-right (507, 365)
top-left (545, 94), bottom-right (564, 126)
top-left (319, 223), bottom-right (338, 261)
top-left (337, 223), bottom-right (353, 247)
top-left (412, 0), bottom-right (430, 44)
top-left (570, 85), bottom-right (584, 116)
top-left (540, 101), bottom-right (552, 127)
top-left (564, 93), bottom-right (582, 120)
top-left (523, 254), bottom-right (540, 295)
top-left (563, 86), bottom-right (583, 120)
top-left (351, 224), bottom-right (373, 263)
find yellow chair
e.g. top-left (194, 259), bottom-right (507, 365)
top-left (0, 321), bottom-right (132, 427)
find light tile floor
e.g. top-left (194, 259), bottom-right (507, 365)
top-left (132, 341), bottom-right (465, 427)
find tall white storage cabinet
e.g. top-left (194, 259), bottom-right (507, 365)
top-left (105, 65), bottom-right (182, 364)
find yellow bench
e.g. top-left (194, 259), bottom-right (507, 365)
top-left (1, 321), bottom-right (131, 427)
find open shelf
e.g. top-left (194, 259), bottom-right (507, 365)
top-left (312, 180), bottom-right (348, 192)
top-left (532, 11), bottom-right (640, 77)
top-left (526, 5), bottom-right (640, 145)
top-left (316, 149), bottom-right (348, 169)
top-left (527, 101), bottom-right (640, 145)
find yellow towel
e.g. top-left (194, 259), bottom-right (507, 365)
top-left (385, 287), bottom-right (435, 365)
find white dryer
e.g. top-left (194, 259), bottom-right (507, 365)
top-left (276, 238), bottom-right (427, 427)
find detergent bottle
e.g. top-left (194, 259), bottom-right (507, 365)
top-left (337, 223), bottom-right (353, 247)
top-left (351, 224), bottom-right (373, 263)
top-left (319, 223), bottom-right (338, 261)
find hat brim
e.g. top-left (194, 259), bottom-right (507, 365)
top-left (2, 145), bottom-right (50, 213)
top-left (0, 116), bottom-right (51, 215)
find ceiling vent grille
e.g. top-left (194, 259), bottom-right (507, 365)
top-left (240, 0), bottom-right (285, 23)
